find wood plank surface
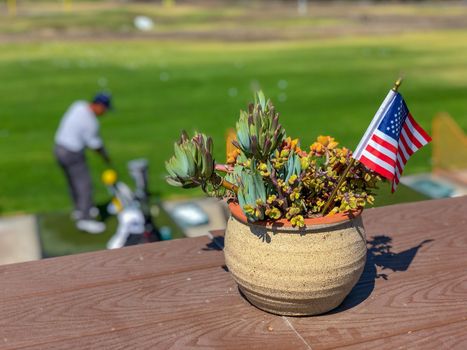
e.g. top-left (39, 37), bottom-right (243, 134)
top-left (0, 196), bottom-right (466, 349)
top-left (10, 315), bottom-right (309, 350)
top-left (336, 319), bottom-right (467, 350)
top-left (0, 232), bottom-right (225, 300)
top-left (2, 265), bottom-right (466, 349)
top-left (0, 267), bottom-right (306, 350)
top-left (287, 266), bottom-right (467, 349)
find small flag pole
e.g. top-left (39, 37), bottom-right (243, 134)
top-left (321, 77), bottom-right (403, 216)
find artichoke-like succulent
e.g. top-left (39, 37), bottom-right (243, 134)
top-left (235, 165), bottom-right (267, 222)
top-left (284, 152), bottom-right (302, 183)
top-left (233, 91), bottom-right (286, 161)
top-left (165, 131), bottom-right (215, 189)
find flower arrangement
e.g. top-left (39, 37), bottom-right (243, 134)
top-left (166, 92), bottom-right (381, 227)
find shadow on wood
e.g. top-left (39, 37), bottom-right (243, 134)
top-left (328, 235), bottom-right (433, 314)
top-left (203, 236), bottom-right (225, 251)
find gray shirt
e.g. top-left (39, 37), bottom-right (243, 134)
top-left (55, 101), bottom-right (103, 152)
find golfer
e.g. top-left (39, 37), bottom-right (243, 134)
top-left (54, 92), bottom-right (112, 234)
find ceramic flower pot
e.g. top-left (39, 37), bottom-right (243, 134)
top-left (224, 203), bottom-right (367, 316)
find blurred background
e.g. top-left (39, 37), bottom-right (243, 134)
top-left (1, 0), bottom-right (466, 262)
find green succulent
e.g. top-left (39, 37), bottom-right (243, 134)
top-left (165, 131), bottom-right (215, 189)
top-left (233, 91), bottom-right (286, 161)
top-left (234, 165), bottom-right (267, 222)
top-left (284, 152), bottom-right (302, 183)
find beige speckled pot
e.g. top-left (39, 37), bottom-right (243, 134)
top-left (224, 203), bottom-right (367, 316)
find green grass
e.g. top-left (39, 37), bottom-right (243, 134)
top-left (0, 7), bottom-right (244, 34)
top-left (1, 31), bottom-right (466, 214)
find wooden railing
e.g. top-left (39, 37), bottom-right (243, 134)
top-left (1, 196), bottom-right (466, 349)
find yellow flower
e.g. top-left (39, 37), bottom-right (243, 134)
top-left (316, 135), bottom-right (338, 150)
top-left (289, 191), bottom-right (300, 201)
top-left (288, 174), bottom-right (298, 185)
top-left (286, 206), bottom-right (300, 219)
top-left (290, 215), bottom-right (305, 228)
top-left (300, 156), bottom-right (310, 170)
top-left (226, 149), bottom-right (240, 165)
top-left (244, 205), bottom-right (255, 216)
top-left (267, 195), bottom-right (277, 204)
top-left (266, 207), bottom-right (282, 220)
top-left (317, 135), bottom-right (329, 146)
top-left (290, 138), bottom-right (299, 151)
top-left (310, 142), bottom-right (324, 155)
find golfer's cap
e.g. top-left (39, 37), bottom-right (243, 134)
top-left (92, 92), bottom-right (113, 110)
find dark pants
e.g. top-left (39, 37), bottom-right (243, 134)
top-left (54, 145), bottom-right (93, 220)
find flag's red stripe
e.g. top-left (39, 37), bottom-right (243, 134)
top-left (391, 179), bottom-right (398, 193)
top-left (360, 155), bottom-right (395, 180)
top-left (397, 153), bottom-right (407, 168)
top-left (371, 134), bottom-right (398, 154)
top-left (399, 132), bottom-right (414, 157)
top-left (408, 113), bottom-right (432, 143)
top-left (395, 154), bottom-right (405, 175)
top-left (394, 172), bottom-right (401, 184)
top-left (396, 161), bottom-right (402, 174)
top-left (398, 144), bottom-right (407, 164)
top-left (365, 144), bottom-right (396, 168)
top-left (402, 123), bottom-right (423, 149)
top-left (391, 166), bottom-right (401, 192)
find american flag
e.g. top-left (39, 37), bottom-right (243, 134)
top-left (353, 90), bottom-right (431, 192)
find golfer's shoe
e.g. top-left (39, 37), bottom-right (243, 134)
top-left (71, 207), bottom-right (100, 221)
top-left (76, 219), bottom-right (106, 234)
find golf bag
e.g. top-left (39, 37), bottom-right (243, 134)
top-left (106, 159), bottom-right (161, 249)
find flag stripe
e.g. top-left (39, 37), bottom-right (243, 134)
top-left (374, 129), bottom-right (398, 149)
top-left (395, 158), bottom-right (403, 174)
top-left (407, 114), bottom-right (432, 145)
top-left (360, 155), bottom-right (395, 181)
top-left (362, 149), bottom-right (396, 174)
top-left (396, 153), bottom-right (407, 173)
top-left (372, 133), bottom-right (398, 155)
top-left (366, 143), bottom-right (396, 167)
top-left (394, 165), bottom-right (402, 183)
top-left (368, 138), bottom-right (397, 161)
top-left (400, 126), bottom-right (420, 152)
top-left (391, 165), bottom-right (402, 193)
top-left (361, 151), bottom-right (395, 180)
top-left (398, 133), bottom-right (414, 158)
top-left (398, 142), bottom-right (408, 165)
